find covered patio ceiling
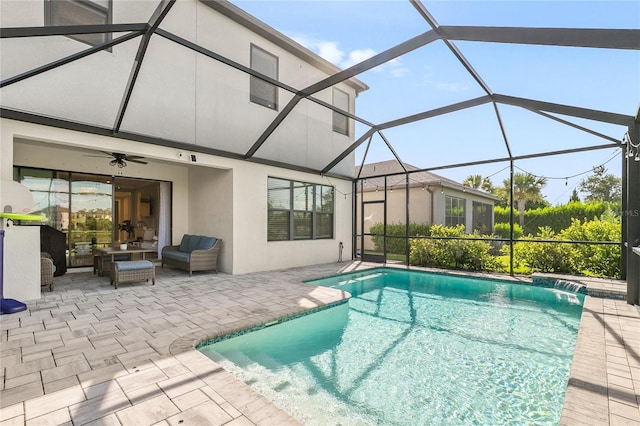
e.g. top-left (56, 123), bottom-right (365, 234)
top-left (1, 0), bottom-right (638, 180)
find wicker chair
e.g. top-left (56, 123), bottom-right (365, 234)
top-left (40, 252), bottom-right (54, 291)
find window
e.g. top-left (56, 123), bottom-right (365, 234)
top-left (268, 177), bottom-right (334, 241)
top-left (332, 88), bottom-right (349, 135)
top-left (45, 0), bottom-right (112, 47)
top-left (445, 195), bottom-right (465, 227)
top-left (472, 201), bottom-right (493, 234)
top-left (250, 45), bottom-right (278, 110)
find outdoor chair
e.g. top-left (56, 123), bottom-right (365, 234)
top-left (40, 252), bottom-right (54, 291)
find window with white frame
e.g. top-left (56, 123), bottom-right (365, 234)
top-left (268, 177), bottom-right (334, 241)
top-left (332, 88), bottom-right (349, 135)
top-left (250, 45), bottom-right (278, 110)
top-left (45, 0), bottom-right (111, 47)
top-left (445, 195), bottom-right (465, 227)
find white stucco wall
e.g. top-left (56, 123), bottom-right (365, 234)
top-left (2, 225), bottom-right (40, 302)
top-left (0, 0), bottom-right (360, 177)
top-left (0, 0), bottom-right (360, 275)
top-left (1, 119), bottom-right (353, 275)
top-left (187, 166), bottom-right (233, 273)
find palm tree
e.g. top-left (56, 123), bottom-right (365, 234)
top-left (463, 174), bottom-right (494, 192)
top-left (502, 173), bottom-right (547, 227)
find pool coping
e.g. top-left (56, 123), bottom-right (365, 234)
top-left (0, 262), bottom-right (638, 425)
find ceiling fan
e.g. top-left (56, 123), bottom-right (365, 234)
top-left (85, 151), bottom-right (148, 168)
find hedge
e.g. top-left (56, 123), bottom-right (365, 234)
top-left (370, 222), bottom-right (431, 254)
top-left (494, 201), bottom-right (618, 236)
top-left (409, 225), bottom-right (499, 271)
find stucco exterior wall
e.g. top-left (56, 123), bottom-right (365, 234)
top-left (1, 119), bottom-right (353, 275)
top-left (187, 166), bottom-right (233, 273)
top-left (0, 0), bottom-right (359, 177)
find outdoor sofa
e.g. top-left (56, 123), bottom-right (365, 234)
top-left (161, 234), bottom-right (221, 276)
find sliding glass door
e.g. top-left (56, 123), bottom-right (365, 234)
top-left (70, 173), bottom-right (113, 266)
top-left (15, 166), bottom-right (169, 269)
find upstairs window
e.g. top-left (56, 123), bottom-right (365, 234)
top-left (250, 45), bottom-right (278, 110)
top-left (332, 88), bottom-right (349, 135)
top-left (268, 177), bottom-right (334, 241)
top-left (445, 195), bottom-right (466, 227)
top-left (45, 0), bottom-right (112, 47)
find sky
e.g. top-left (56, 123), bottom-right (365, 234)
top-left (230, 0), bottom-right (639, 205)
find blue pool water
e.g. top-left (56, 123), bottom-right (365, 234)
top-left (199, 268), bottom-right (584, 425)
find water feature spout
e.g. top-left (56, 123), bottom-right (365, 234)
top-left (554, 279), bottom-right (586, 293)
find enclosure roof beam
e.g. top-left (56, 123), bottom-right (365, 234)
top-left (245, 30), bottom-right (440, 159)
top-left (494, 94), bottom-right (635, 126)
top-left (411, 0), bottom-right (493, 96)
top-left (1, 31), bottom-right (143, 88)
top-left (439, 26), bottom-right (640, 50)
top-left (113, 0), bottom-right (176, 133)
top-left (156, 29), bottom-right (374, 128)
top-left (527, 109), bottom-right (622, 144)
top-left (359, 142), bottom-right (620, 181)
top-left (378, 95), bottom-right (492, 130)
top-left (323, 128), bottom-right (377, 175)
top-left (0, 23), bottom-right (147, 38)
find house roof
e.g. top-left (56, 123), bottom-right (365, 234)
top-left (355, 160), bottom-right (501, 201)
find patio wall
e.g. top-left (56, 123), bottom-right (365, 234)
top-left (1, 119), bottom-right (354, 276)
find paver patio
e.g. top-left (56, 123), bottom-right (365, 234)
top-left (1, 262), bottom-right (638, 425)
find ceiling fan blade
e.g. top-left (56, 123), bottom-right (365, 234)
top-left (124, 155), bottom-right (145, 160)
top-left (127, 159), bottom-right (148, 164)
top-left (84, 154), bottom-right (112, 158)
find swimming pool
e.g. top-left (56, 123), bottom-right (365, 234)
top-left (199, 268), bottom-right (584, 425)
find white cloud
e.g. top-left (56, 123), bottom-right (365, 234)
top-left (316, 41), bottom-right (345, 66)
top-left (341, 48), bottom-right (376, 68)
top-left (292, 35), bottom-right (344, 66)
top-left (291, 33), bottom-right (407, 78)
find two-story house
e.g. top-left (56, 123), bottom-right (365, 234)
top-left (0, 0), bottom-right (368, 298)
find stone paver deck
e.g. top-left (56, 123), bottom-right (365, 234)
top-left (1, 262), bottom-right (639, 425)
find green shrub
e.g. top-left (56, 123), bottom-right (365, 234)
top-left (559, 213), bottom-right (621, 278)
top-left (506, 227), bottom-right (572, 274)
top-left (494, 201), bottom-right (617, 236)
top-left (370, 222), bottom-right (431, 254)
top-left (493, 222), bottom-right (523, 240)
top-left (409, 225), bottom-right (499, 271)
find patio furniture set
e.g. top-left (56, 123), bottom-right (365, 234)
top-left (41, 234), bottom-right (221, 290)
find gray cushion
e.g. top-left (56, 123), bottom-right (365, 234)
top-left (115, 260), bottom-right (153, 271)
top-left (187, 235), bottom-right (202, 252)
top-left (198, 236), bottom-right (216, 250)
top-left (179, 234), bottom-right (192, 252)
top-left (163, 250), bottom-right (191, 263)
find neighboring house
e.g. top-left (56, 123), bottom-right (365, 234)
top-left (355, 160), bottom-right (500, 241)
top-left (0, 0), bottom-right (368, 297)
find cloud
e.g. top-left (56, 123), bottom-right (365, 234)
top-left (291, 33), bottom-right (407, 77)
top-left (315, 41), bottom-right (345, 66)
top-left (341, 48), bottom-right (376, 68)
top-left (292, 35), bottom-right (344, 65)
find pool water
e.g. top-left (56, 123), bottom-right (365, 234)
top-left (199, 268), bottom-right (584, 425)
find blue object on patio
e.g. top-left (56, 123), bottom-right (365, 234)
top-left (0, 230), bottom-right (27, 314)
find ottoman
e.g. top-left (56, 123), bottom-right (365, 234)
top-left (112, 260), bottom-right (155, 289)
